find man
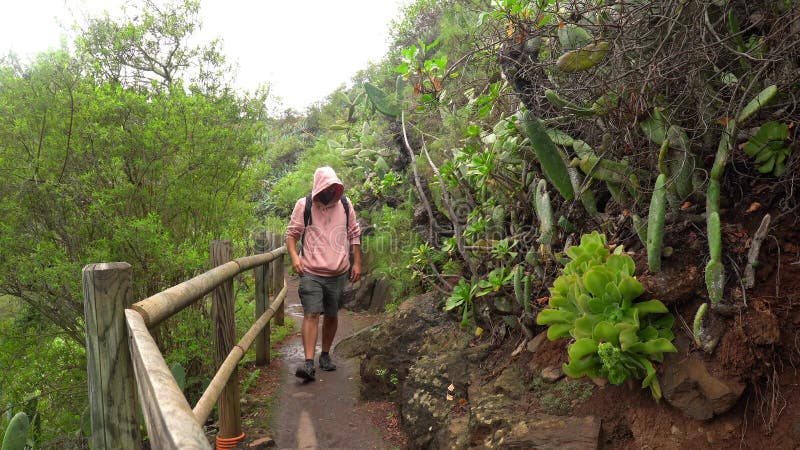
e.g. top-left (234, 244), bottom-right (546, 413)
top-left (285, 166), bottom-right (362, 382)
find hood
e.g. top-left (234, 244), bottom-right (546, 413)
top-left (311, 166), bottom-right (344, 203)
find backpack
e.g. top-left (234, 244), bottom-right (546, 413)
top-left (300, 194), bottom-right (351, 259)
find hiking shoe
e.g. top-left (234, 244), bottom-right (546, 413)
top-left (319, 353), bottom-right (337, 371)
top-left (295, 361), bottom-right (316, 382)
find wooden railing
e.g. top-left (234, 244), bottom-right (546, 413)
top-left (82, 232), bottom-right (287, 449)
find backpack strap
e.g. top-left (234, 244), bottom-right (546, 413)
top-left (300, 194), bottom-right (351, 255)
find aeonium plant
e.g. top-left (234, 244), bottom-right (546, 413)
top-left (536, 232), bottom-right (677, 400)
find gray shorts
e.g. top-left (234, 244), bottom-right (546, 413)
top-left (298, 273), bottom-right (348, 317)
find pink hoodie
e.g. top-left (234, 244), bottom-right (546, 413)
top-left (285, 167), bottom-right (361, 277)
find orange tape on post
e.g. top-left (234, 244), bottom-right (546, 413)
top-left (216, 432), bottom-right (245, 449)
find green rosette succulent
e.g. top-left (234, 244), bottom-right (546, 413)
top-left (536, 231), bottom-right (677, 400)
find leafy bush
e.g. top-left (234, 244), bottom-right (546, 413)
top-left (362, 205), bottom-right (421, 302)
top-left (536, 232), bottom-right (676, 399)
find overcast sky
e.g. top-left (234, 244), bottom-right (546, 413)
top-left (0, 0), bottom-right (407, 111)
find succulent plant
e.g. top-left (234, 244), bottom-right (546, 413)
top-left (521, 113), bottom-right (575, 200)
top-left (556, 41), bottom-right (610, 72)
top-left (536, 232), bottom-right (676, 400)
top-left (1, 412), bottom-right (29, 450)
top-left (364, 82), bottom-right (400, 118)
top-left (647, 174), bottom-right (667, 273)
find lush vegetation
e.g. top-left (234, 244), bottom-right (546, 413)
top-left (2, 0), bottom-right (798, 445)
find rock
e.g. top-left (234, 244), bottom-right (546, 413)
top-left (527, 331), bottom-right (548, 353)
top-left (498, 415), bottom-right (600, 449)
top-left (590, 377), bottom-right (608, 387)
top-left (248, 436), bottom-right (275, 448)
top-left (368, 277), bottom-right (393, 313)
top-left (493, 365), bottom-right (527, 399)
top-left (341, 276), bottom-right (376, 311)
top-left (671, 425), bottom-right (680, 435)
top-left (542, 366), bottom-right (565, 383)
top-left (639, 263), bottom-right (701, 307)
top-left (661, 352), bottom-right (746, 420)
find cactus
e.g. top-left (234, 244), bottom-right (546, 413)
top-left (513, 265), bottom-right (524, 306)
top-left (556, 41), bottom-right (610, 72)
top-left (705, 211), bottom-right (725, 304)
top-left (534, 180), bottom-right (555, 246)
top-left (737, 85), bottom-right (778, 124)
top-left (705, 260), bottom-right (725, 304)
top-left (568, 167), bottom-right (599, 217)
top-left (647, 174), bottom-right (667, 273)
top-left (707, 211), bottom-right (722, 262)
top-left (523, 274), bottom-right (532, 314)
top-left (521, 113), bottom-right (575, 200)
top-left (364, 82), bottom-right (400, 118)
top-left (557, 24), bottom-right (592, 50)
top-left (632, 214), bottom-right (647, 248)
top-left (693, 303), bottom-right (708, 347)
top-left (1, 412), bottom-right (29, 450)
top-left (544, 89), bottom-right (596, 116)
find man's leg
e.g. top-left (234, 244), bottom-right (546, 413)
top-left (321, 315), bottom-right (338, 353)
top-left (302, 313), bottom-right (321, 360)
top-left (297, 275), bottom-right (324, 381)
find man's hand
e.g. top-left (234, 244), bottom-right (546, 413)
top-left (291, 256), bottom-right (304, 276)
top-left (349, 262), bottom-right (362, 282)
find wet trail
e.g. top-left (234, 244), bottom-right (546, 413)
top-left (271, 276), bottom-right (390, 449)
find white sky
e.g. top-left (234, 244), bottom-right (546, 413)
top-left (0, 0), bottom-right (408, 111)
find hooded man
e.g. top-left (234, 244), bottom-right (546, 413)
top-left (285, 166), bottom-right (362, 381)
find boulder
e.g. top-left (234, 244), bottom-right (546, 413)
top-left (368, 277), bottom-right (393, 313)
top-left (661, 352), bottom-right (746, 420)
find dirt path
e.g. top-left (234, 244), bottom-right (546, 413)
top-left (270, 276), bottom-right (397, 450)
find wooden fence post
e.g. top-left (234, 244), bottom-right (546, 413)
top-left (271, 233), bottom-right (285, 326)
top-left (254, 231), bottom-right (270, 366)
top-left (82, 262), bottom-right (141, 450)
top-left (211, 240), bottom-right (242, 440)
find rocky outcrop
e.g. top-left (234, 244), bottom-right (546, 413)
top-left (335, 293), bottom-right (601, 449)
top-left (341, 275), bottom-right (395, 313)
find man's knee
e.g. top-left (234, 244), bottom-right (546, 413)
top-left (304, 312), bottom-right (321, 320)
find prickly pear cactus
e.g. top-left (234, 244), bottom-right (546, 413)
top-left (1, 412), bottom-right (29, 450)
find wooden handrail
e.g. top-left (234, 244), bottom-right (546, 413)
top-left (126, 309), bottom-right (211, 449)
top-left (131, 246), bottom-right (287, 328)
top-left (84, 236), bottom-right (288, 449)
top-left (193, 284), bottom-right (288, 424)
